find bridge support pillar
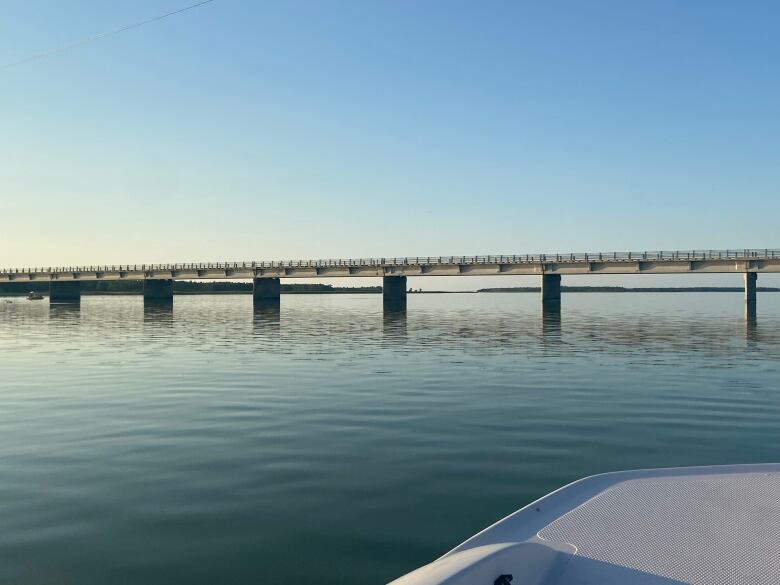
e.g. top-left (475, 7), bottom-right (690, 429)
top-left (253, 277), bottom-right (281, 305)
top-left (49, 281), bottom-right (81, 303)
top-left (144, 279), bottom-right (174, 304)
top-left (383, 275), bottom-right (407, 312)
top-left (744, 272), bottom-right (757, 303)
top-left (541, 274), bottom-right (561, 303)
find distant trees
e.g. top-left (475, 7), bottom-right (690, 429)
top-left (0, 281), bottom-right (382, 295)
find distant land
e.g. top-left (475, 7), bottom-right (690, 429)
top-left (0, 281), bottom-right (381, 296)
top-left (478, 286), bottom-right (780, 293)
top-left (1, 282), bottom-right (778, 296)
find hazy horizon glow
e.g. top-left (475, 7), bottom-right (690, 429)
top-left (2, 0), bottom-right (779, 289)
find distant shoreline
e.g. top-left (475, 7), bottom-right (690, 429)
top-left (0, 290), bottom-right (383, 297)
top-left (1, 285), bottom-right (778, 297)
top-left (477, 286), bottom-right (780, 293)
top-left (0, 283), bottom-right (382, 296)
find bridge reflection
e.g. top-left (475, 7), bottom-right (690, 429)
top-left (30, 295), bottom-right (780, 355)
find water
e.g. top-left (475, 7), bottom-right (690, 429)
top-left (1, 292), bottom-right (779, 584)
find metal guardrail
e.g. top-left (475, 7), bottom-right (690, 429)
top-left (2, 249), bottom-right (778, 276)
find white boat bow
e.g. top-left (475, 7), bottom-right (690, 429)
top-left (389, 463), bottom-right (780, 585)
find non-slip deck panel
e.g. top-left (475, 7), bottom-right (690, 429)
top-left (538, 471), bottom-right (780, 584)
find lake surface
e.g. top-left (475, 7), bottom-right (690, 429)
top-left (1, 292), bottom-right (779, 584)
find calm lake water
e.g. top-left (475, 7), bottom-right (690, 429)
top-left (1, 292), bottom-right (779, 584)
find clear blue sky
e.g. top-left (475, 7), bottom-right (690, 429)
top-left (1, 1), bottom-right (778, 287)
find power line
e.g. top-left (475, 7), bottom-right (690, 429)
top-left (0, 0), bottom-right (217, 72)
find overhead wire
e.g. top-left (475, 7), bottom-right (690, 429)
top-left (0, 0), bottom-right (217, 71)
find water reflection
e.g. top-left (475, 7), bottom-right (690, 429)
top-left (143, 301), bottom-right (173, 329)
top-left (253, 302), bottom-right (281, 336)
top-left (745, 302), bottom-right (758, 342)
top-left (3, 293), bottom-right (780, 361)
top-left (50, 297), bottom-right (80, 306)
top-left (382, 308), bottom-right (407, 342)
top-left (49, 302), bottom-right (81, 322)
top-left (1, 293), bottom-right (780, 585)
top-left (541, 300), bottom-right (562, 343)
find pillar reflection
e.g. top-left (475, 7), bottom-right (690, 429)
top-left (253, 301), bottom-right (281, 336)
top-left (383, 307), bottom-right (407, 341)
top-left (542, 300), bottom-right (562, 342)
top-left (49, 302), bottom-right (81, 322)
top-left (744, 301), bottom-right (758, 342)
top-left (143, 300), bottom-right (173, 325)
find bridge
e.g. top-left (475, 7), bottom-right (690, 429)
top-left (1, 249), bottom-right (778, 308)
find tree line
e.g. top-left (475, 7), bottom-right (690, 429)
top-left (0, 281), bottom-right (382, 295)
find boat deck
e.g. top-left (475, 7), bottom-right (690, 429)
top-left (390, 464), bottom-right (780, 584)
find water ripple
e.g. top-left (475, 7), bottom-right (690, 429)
top-left (0, 292), bottom-right (779, 584)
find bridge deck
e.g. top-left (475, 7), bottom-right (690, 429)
top-left (2, 249), bottom-right (779, 282)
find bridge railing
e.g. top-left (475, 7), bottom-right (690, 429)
top-left (1, 249), bottom-right (778, 276)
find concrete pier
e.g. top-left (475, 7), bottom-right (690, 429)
top-left (253, 277), bottom-right (281, 304)
top-left (744, 272), bottom-right (757, 303)
top-left (143, 279), bottom-right (174, 303)
top-left (541, 274), bottom-right (561, 303)
top-left (49, 281), bottom-right (81, 303)
top-left (383, 275), bottom-right (407, 311)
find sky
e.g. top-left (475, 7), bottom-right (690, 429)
top-left (1, 0), bottom-right (778, 289)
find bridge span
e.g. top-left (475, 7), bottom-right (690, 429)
top-left (1, 249), bottom-right (777, 308)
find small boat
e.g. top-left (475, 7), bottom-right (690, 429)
top-left (27, 291), bottom-right (44, 300)
top-left (390, 463), bottom-right (780, 585)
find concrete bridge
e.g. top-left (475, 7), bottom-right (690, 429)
top-left (1, 249), bottom-right (777, 308)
